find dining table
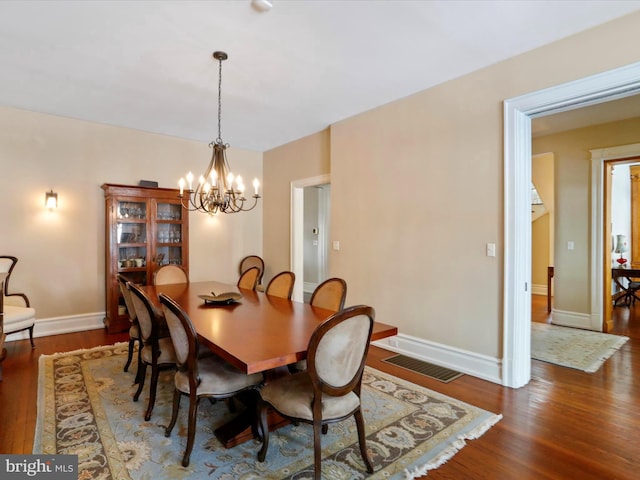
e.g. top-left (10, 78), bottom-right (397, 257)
top-left (140, 280), bottom-right (398, 447)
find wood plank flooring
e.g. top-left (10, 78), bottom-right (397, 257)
top-left (1, 296), bottom-right (638, 479)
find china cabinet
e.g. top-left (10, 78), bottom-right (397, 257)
top-left (102, 184), bottom-right (189, 333)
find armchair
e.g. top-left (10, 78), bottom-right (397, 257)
top-left (0, 256), bottom-right (36, 348)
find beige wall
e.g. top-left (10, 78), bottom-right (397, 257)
top-left (263, 12), bottom-right (640, 360)
top-left (532, 215), bottom-right (550, 288)
top-left (533, 116), bottom-right (640, 313)
top-left (262, 129), bottom-right (330, 282)
top-left (0, 106), bottom-right (262, 319)
top-left (531, 152), bottom-right (554, 290)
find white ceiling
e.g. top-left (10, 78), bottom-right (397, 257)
top-left (1, 0), bottom-right (640, 152)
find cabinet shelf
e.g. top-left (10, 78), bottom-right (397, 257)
top-left (103, 183), bottom-right (189, 334)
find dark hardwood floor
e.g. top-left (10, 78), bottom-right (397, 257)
top-left (1, 296), bottom-right (638, 479)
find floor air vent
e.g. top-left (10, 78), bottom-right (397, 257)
top-left (382, 354), bottom-right (463, 383)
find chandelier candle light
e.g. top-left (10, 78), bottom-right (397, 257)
top-left (179, 51), bottom-right (260, 215)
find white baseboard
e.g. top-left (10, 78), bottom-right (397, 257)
top-left (531, 284), bottom-right (548, 296)
top-left (5, 312), bottom-right (106, 342)
top-left (550, 308), bottom-right (597, 330)
top-left (372, 333), bottom-right (502, 385)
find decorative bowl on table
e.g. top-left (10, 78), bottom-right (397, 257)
top-left (198, 292), bottom-right (243, 305)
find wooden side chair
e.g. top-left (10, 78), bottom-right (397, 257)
top-left (265, 271), bottom-right (295, 299)
top-left (160, 293), bottom-right (263, 467)
top-left (237, 266), bottom-right (260, 291)
top-left (257, 305), bottom-right (375, 479)
top-left (153, 264), bottom-right (189, 286)
top-left (310, 277), bottom-right (347, 312)
top-left (117, 275), bottom-right (142, 381)
top-left (0, 256), bottom-right (36, 348)
top-left (239, 255), bottom-right (264, 290)
top-left (128, 282), bottom-right (176, 421)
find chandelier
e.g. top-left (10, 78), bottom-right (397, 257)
top-left (179, 51), bottom-right (260, 214)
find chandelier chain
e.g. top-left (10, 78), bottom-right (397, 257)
top-left (216, 54), bottom-right (223, 144)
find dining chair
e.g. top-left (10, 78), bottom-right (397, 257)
top-left (290, 277), bottom-right (347, 372)
top-left (239, 254), bottom-right (264, 284)
top-left (159, 293), bottom-right (263, 467)
top-left (237, 266), bottom-right (260, 290)
top-left (256, 305), bottom-right (376, 479)
top-left (127, 282), bottom-right (176, 421)
top-left (153, 264), bottom-right (189, 286)
top-left (309, 277), bottom-right (347, 312)
top-left (117, 275), bottom-right (142, 381)
top-left (0, 255), bottom-right (36, 348)
top-left (265, 271), bottom-right (295, 299)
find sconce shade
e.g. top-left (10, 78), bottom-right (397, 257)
top-left (45, 190), bottom-right (58, 209)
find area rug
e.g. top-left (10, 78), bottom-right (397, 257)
top-left (34, 343), bottom-right (501, 479)
top-left (531, 323), bottom-right (629, 373)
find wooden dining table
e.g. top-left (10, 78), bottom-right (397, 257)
top-left (140, 280), bottom-right (398, 447)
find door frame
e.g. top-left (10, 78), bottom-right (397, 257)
top-left (504, 61), bottom-right (640, 388)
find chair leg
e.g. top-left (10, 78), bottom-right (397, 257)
top-left (124, 338), bottom-right (135, 372)
top-left (144, 363), bottom-right (160, 421)
top-left (28, 325), bottom-right (35, 349)
top-left (182, 393), bottom-right (199, 467)
top-left (134, 342), bottom-right (144, 384)
top-left (354, 409), bottom-right (374, 473)
top-left (133, 363), bottom-right (147, 401)
top-left (257, 399), bottom-right (270, 462)
top-left (312, 421), bottom-right (322, 480)
top-left (165, 388), bottom-right (181, 437)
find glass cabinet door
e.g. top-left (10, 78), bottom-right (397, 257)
top-left (155, 202), bottom-right (184, 266)
top-left (117, 200), bottom-right (147, 271)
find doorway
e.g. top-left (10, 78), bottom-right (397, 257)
top-left (301, 184), bottom-right (330, 302)
top-left (504, 61), bottom-right (640, 388)
top-left (290, 174), bottom-right (330, 303)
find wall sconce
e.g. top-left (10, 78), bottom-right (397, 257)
top-left (45, 190), bottom-right (58, 209)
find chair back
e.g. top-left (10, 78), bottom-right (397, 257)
top-left (128, 282), bottom-right (163, 344)
top-left (310, 277), bottom-right (347, 312)
top-left (159, 294), bottom-right (199, 378)
top-left (154, 265), bottom-right (189, 286)
top-left (239, 255), bottom-right (264, 285)
top-left (307, 305), bottom-right (374, 396)
top-left (117, 275), bottom-right (137, 322)
top-left (238, 266), bottom-right (260, 290)
top-left (0, 256), bottom-right (18, 297)
top-left (265, 271), bottom-right (295, 299)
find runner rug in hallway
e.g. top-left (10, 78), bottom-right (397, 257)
top-left (532, 323), bottom-right (629, 373)
top-left (34, 343), bottom-right (501, 479)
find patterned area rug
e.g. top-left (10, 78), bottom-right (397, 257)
top-left (34, 343), bottom-right (501, 479)
top-left (531, 323), bottom-right (629, 373)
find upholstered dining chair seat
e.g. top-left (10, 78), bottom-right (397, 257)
top-left (260, 372), bottom-right (359, 421)
top-left (174, 354), bottom-right (262, 395)
top-left (3, 305), bottom-right (36, 330)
